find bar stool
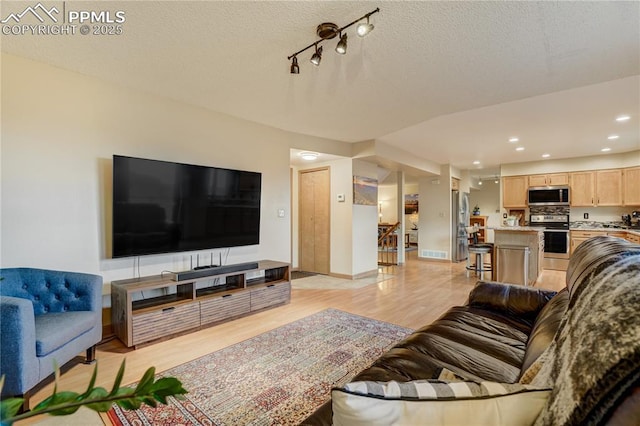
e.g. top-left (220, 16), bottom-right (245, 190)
top-left (466, 227), bottom-right (493, 280)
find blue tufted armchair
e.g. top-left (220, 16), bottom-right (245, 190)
top-left (0, 268), bottom-right (102, 409)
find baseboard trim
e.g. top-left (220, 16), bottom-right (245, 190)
top-left (329, 269), bottom-right (378, 280)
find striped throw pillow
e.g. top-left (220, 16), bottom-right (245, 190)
top-left (332, 380), bottom-right (550, 426)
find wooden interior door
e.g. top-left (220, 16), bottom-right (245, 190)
top-left (299, 168), bottom-right (330, 274)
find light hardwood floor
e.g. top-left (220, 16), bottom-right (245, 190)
top-left (22, 253), bottom-right (565, 424)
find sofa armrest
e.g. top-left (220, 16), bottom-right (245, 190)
top-left (468, 281), bottom-right (558, 319)
top-left (0, 296), bottom-right (38, 396)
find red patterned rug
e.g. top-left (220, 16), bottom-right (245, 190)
top-left (107, 308), bottom-right (412, 425)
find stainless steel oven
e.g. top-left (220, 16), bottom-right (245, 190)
top-left (530, 214), bottom-right (570, 271)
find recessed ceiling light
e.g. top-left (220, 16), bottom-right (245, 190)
top-left (472, 160), bottom-right (480, 165)
top-left (542, 153), bottom-right (550, 158)
top-left (616, 115), bottom-right (630, 122)
top-left (299, 152), bottom-right (319, 161)
top-left (607, 135), bottom-right (619, 140)
top-left (601, 147), bottom-right (612, 152)
top-left (508, 137), bottom-right (519, 143)
top-left (515, 147), bottom-right (525, 151)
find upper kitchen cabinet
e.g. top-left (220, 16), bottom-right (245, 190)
top-left (528, 173), bottom-right (569, 187)
top-left (570, 172), bottom-right (595, 206)
top-left (502, 176), bottom-right (528, 208)
top-left (623, 167), bottom-right (640, 206)
top-left (595, 169), bottom-right (623, 206)
top-left (570, 169), bottom-right (623, 206)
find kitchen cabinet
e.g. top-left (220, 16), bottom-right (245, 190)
top-left (502, 176), bottom-right (528, 208)
top-left (595, 169), bottom-right (623, 206)
top-left (570, 172), bottom-right (596, 206)
top-left (570, 229), bottom-right (637, 253)
top-left (528, 173), bottom-right (569, 187)
top-left (570, 230), bottom-right (603, 254)
top-left (623, 167), bottom-right (640, 206)
top-left (571, 169), bottom-right (623, 207)
top-left (469, 215), bottom-right (488, 242)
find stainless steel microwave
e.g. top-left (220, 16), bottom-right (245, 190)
top-left (528, 186), bottom-right (570, 206)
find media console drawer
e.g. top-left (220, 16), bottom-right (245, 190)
top-left (200, 291), bottom-right (251, 325)
top-left (250, 281), bottom-right (291, 311)
top-left (132, 301), bottom-right (200, 345)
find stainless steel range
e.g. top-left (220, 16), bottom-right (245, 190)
top-left (530, 213), bottom-right (570, 271)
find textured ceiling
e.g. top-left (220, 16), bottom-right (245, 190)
top-left (2, 1), bottom-right (639, 175)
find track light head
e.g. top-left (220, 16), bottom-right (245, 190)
top-left (357, 17), bottom-right (374, 37)
top-left (290, 56), bottom-right (300, 74)
top-left (335, 33), bottom-right (348, 54)
top-left (310, 44), bottom-right (323, 66)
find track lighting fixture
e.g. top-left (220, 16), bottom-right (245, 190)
top-left (310, 44), bottom-right (323, 66)
top-left (287, 7), bottom-right (379, 74)
top-left (336, 33), bottom-right (348, 54)
top-left (290, 56), bottom-right (299, 74)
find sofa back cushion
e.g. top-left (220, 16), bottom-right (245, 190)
top-left (0, 268), bottom-right (101, 315)
top-left (519, 288), bottom-right (569, 378)
top-left (467, 281), bottom-right (556, 325)
top-left (566, 235), bottom-right (640, 297)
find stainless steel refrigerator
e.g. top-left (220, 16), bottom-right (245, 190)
top-left (451, 190), bottom-right (469, 262)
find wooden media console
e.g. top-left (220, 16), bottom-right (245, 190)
top-left (110, 260), bottom-right (290, 348)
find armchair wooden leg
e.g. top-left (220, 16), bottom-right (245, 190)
top-left (17, 390), bottom-right (31, 413)
top-left (84, 345), bottom-right (97, 364)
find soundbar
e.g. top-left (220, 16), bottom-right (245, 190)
top-left (170, 262), bottom-right (259, 282)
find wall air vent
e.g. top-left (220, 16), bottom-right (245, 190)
top-left (421, 250), bottom-right (448, 259)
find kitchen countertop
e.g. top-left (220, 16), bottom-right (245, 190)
top-left (570, 222), bottom-right (640, 235)
top-left (492, 226), bottom-right (544, 232)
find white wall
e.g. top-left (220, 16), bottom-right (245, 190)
top-left (352, 159), bottom-right (378, 276)
top-left (292, 158), bottom-right (354, 277)
top-left (1, 54), bottom-right (350, 291)
top-left (419, 165), bottom-right (452, 259)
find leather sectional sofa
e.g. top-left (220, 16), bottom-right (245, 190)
top-left (303, 235), bottom-right (640, 425)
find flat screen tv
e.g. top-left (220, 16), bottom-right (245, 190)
top-left (112, 155), bottom-right (261, 258)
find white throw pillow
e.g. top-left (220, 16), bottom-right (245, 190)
top-left (332, 380), bottom-right (550, 426)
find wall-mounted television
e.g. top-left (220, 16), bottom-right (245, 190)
top-left (112, 155), bottom-right (261, 258)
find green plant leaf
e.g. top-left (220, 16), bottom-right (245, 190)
top-left (134, 367), bottom-right (156, 394)
top-left (84, 388), bottom-right (112, 412)
top-left (1, 361), bottom-right (186, 425)
top-left (0, 397), bottom-right (24, 423)
top-left (80, 363), bottom-right (99, 399)
top-left (109, 359), bottom-right (127, 396)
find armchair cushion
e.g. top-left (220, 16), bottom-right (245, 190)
top-left (35, 312), bottom-right (97, 356)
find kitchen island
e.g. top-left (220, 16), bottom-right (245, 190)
top-left (492, 227), bottom-right (544, 286)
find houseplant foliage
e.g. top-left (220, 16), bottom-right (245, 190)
top-left (0, 360), bottom-right (187, 425)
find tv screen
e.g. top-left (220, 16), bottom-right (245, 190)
top-left (112, 155), bottom-right (261, 258)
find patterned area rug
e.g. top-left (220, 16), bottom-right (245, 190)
top-left (291, 273), bottom-right (393, 290)
top-left (107, 309), bottom-right (412, 426)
